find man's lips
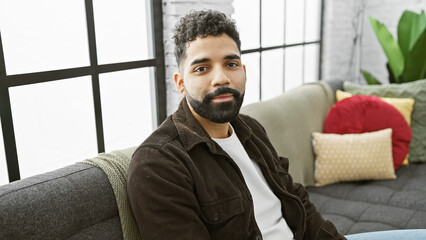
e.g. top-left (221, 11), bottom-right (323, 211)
top-left (211, 93), bottom-right (234, 102)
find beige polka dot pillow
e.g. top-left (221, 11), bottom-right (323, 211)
top-left (312, 128), bottom-right (396, 186)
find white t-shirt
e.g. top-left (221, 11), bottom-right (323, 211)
top-left (212, 125), bottom-right (294, 240)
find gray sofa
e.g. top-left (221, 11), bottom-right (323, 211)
top-left (1, 80), bottom-right (425, 239)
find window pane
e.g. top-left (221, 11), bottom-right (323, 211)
top-left (284, 46), bottom-right (304, 91)
top-left (0, 0), bottom-right (89, 75)
top-left (0, 122), bottom-right (8, 186)
top-left (304, 44), bottom-right (320, 83)
top-left (285, 0), bottom-right (305, 44)
top-left (305, 0), bottom-right (322, 42)
top-left (9, 77), bottom-right (98, 179)
top-left (242, 52), bottom-right (260, 105)
top-left (100, 68), bottom-right (154, 152)
top-left (262, 0), bottom-right (284, 47)
top-left (261, 49), bottom-right (284, 101)
top-left (93, 0), bottom-right (152, 64)
top-left (232, 0), bottom-right (260, 50)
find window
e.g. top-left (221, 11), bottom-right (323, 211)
top-left (9, 77), bottom-right (98, 179)
top-left (233, 0), bottom-right (323, 103)
top-left (0, 123), bottom-right (7, 185)
top-left (99, 68), bottom-right (155, 152)
top-left (0, 0), bottom-right (166, 183)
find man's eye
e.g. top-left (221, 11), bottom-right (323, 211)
top-left (227, 62), bottom-right (238, 67)
top-left (194, 66), bottom-right (207, 72)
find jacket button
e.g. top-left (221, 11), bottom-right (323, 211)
top-left (247, 193), bottom-right (253, 201)
top-left (256, 235), bottom-right (262, 240)
top-left (213, 213), bottom-right (220, 221)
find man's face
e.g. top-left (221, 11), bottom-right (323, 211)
top-left (174, 34), bottom-right (247, 124)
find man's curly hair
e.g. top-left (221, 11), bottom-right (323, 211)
top-left (173, 10), bottom-right (241, 70)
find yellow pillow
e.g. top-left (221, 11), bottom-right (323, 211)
top-left (336, 90), bottom-right (415, 165)
top-left (336, 90), bottom-right (414, 125)
top-left (312, 128), bottom-right (396, 186)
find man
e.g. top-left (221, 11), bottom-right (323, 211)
top-left (128, 10), bottom-right (345, 240)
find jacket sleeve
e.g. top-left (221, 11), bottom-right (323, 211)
top-left (279, 156), bottom-right (346, 240)
top-left (127, 146), bottom-right (210, 240)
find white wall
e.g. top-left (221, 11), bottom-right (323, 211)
top-left (322, 0), bottom-right (426, 84)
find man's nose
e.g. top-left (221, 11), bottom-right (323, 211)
top-left (211, 67), bottom-right (231, 87)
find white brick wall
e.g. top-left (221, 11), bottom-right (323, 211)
top-left (322, 0), bottom-right (426, 84)
top-left (162, 0), bottom-right (234, 115)
top-left (322, 0), bottom-right (362, 82)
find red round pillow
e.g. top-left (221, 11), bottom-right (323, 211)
top-left (323, 95), bottom-right (411, 170)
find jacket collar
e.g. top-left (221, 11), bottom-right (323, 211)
top-left (172, 98), bottom-right (253, 153)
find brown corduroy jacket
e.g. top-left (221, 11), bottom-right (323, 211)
top-left (127, 99), bottom-right (346, 240)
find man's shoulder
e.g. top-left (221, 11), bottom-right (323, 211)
top-left (238, 113), bottom-right (257, 123)
top-left (130, 115), bottom-right (188, 168)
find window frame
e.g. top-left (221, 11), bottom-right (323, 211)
top-left (240, 0), bottom-right (324, 100)
top-left (0, 0), bottom-right (166, 182)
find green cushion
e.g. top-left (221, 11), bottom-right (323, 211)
top-left (344, 80), bottom-right (426, 163)
top-left (241, 82), bottom-right (334, 186)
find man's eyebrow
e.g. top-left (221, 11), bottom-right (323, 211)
top-left (189, 54), bottom-right (240, 66)
top-left (224, 54), bottom-right (241, 60)
top-left (190, 58), bottom-right (210, 66)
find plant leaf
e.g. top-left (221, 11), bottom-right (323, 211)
top-left (398, 10), bottom-right (426, 57)
top-left (369, 16), bottom-right (405, 81)
top-left (401, 28), bottom-right (426, 82)
top-left (361, 70), bottom-right (382, 85)
top-left (386, 63), bottom-right (397, 83)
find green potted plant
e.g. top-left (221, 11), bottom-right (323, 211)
top-left (361, 10), bottom-right (426, 85)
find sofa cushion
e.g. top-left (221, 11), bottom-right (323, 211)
top-left (323, 95), bottom-right (412, 170)
top-left (66, 217), bottom-right (123, 240)
top-left (344, 80), bottom-right (426, 163)
top-left (241, 82), bottom-right (335, 186)
top-left (307, 162), bottom-right (426, 235)
top-left (312, 129), bottom-right (396, 186)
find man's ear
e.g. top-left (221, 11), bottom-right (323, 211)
top-left (243, 64), bottom-right (247, 82)
top-left (174, 72), bottom-right (186, 95)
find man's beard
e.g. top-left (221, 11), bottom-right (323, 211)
top-left (186, 87), bottom-right (244, 124)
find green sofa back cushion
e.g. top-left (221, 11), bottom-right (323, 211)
top-left (344, 79), bottom-right (426, 163)
top-left (241, 82), bottom-right (334, 186)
